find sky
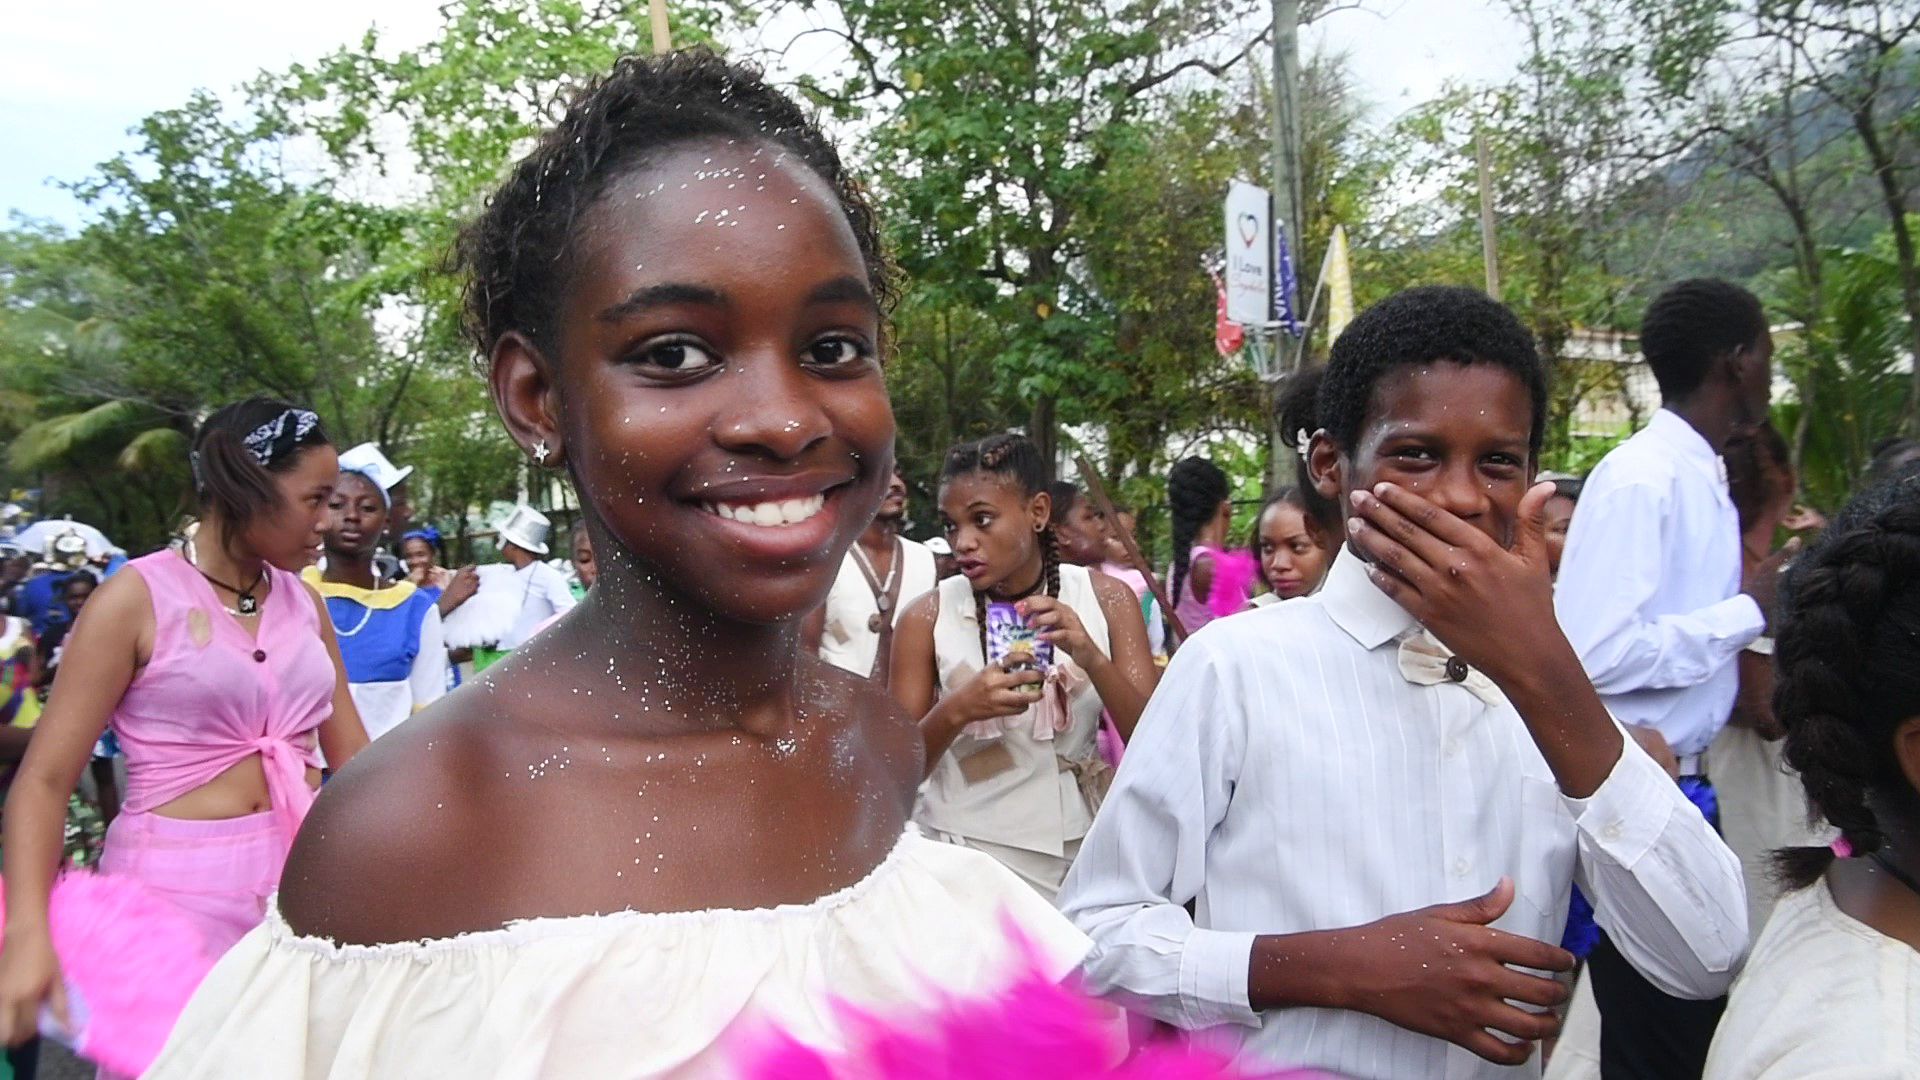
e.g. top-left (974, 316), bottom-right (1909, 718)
top-left (0, 0), bottom-right (1526, 226)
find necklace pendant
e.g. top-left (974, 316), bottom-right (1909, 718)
top-left (876, 593), bottom-right (892, 614)
top-left (237, 593), bottom-right (259, 616)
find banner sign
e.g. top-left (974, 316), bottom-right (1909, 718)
top-left (1326, 224), bottom-right (1355, 342)
top-left (1207, 264), bottom-right (1244, 357)
top-left (1223, 181), bottom-right (1271, 326)
top-left (1274, 220), bottom-right (1302, 338)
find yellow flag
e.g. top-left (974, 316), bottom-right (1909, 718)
top-left (1325, 225), bottom-right (1354, 342)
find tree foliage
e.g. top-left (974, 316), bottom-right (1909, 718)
top-left (8, 0), bottom-right (1920, 554)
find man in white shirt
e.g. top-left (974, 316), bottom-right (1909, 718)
top-left (1553, 279), bottom-right (1784, 1079)
top-left (1059, 287), bottom-right (1747, 1080)
top-left (807, 465), bottom-right (936, 686)
top-left (495, 506), bottom-right (578, 650)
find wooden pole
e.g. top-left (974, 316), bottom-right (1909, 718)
top-left (1073, 455), bottom-right (1189, 646)
top-left (650, 0), bottom-right (671, 54)
top-left (1476, 130), bottom-right (1500, 297)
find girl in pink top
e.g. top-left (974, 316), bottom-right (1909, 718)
top-left (1165, 456), bottom-right (1248, 644)
top-left (0, 399), bottom-right (369, 1058)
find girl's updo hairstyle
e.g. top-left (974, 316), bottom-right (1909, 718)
top-left (1772, 470), bottom-right (1920, 888)
top-left (192, 397), bottom-right (333, 547)
top-left (940, 433), bottom-right (1059, 659)
top-left (1274, 363), bottom-right (1343, 541)
top-left (454, 48), bottom-right (898, 361)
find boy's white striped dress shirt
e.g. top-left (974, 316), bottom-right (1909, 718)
top-left (1058, 550), bottom-right (1748, 1080)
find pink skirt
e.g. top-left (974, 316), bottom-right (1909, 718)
top-left (97, 808), bottom-right (288, 961)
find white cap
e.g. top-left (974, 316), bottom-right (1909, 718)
top-left (923, 536), bottom-right (953, 556)
top-left (337, 443), bottom-right (414, 490)
top-left (498, 505), bottom-right (553, 555)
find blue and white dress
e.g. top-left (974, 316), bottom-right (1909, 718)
top-left (303, 570), bottom-right (446, 740)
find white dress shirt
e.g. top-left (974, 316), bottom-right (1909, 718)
top-left (1553, 409), bottom-right (1764, 757)
top-left (1058, 550), bottom-right (1747, 1080)
top-left (818, 537), bottom-right (938, 677)
top-left (501, 560), bottom-right (579, 649)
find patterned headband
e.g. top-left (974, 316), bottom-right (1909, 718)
top-left (191, 407), bottom-right (322, 491)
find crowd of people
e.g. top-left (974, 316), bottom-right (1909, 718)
top-left (0, 46), bottom-right (1912, 1080)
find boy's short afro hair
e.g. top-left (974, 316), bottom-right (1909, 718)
top-left (1637, 278), bottom-right (1767, 401)
top-left (1316, 285), bottom-right (1548, 455)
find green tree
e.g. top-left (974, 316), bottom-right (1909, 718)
top-left (779, 0), bottom-right (1273, 465)
top-left (1769, 234), bottom-right (1915, 507)
top-left (1377, 0), bottom-right (1686, 470)
top-left (245, 0), bottom-right (733, 532)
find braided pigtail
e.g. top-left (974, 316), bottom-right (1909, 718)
top-left (1771, 472), bottom-right (1920, 889)
top-left (975, 588), bottom-right (990, 666)
top-left (1041, 524), bottom-right (1061, 598)
top-left (1167, 456), bottom-right (1230, 616)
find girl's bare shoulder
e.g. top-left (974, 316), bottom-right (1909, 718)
top-left (275, 682), bottom-right (531, 944)
top-left (800, 653), bottom-right (923, 803)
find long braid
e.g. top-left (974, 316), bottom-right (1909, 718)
top-left (1771, 472), bottom-right (1920, 888)
top-left (975, 588), bottom-right (991, 666)
top-left (1166, 457), bottom-right (1230, 641)
top-left (1041, 524), bottom-right (1061, 599)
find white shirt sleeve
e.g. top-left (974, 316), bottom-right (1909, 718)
top-left (1567, 733), bottom-right (1749, 998)
top-left (1056, 637), bottom-right (1261, 1030)
top-left (408, 605), bottom-right (447, 711)
top-left (1554, 480), bottom-right (1764, 695)
top-left (541, 564), bottom-right (579, 618)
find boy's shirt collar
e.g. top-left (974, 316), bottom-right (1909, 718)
top-left (1319, 546), bottom-right (1418, 650)
top-left (1647, 407), bottom-right (1730, 488)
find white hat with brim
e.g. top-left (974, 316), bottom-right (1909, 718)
top-left (337, 443), bottom-right (414, 490)
top-left (498, 506), bottom-right (553, 556)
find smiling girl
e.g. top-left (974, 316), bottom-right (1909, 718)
top-left (890, 434), bottom-right (1157, 899)
top-left (138, 52), bottom-right (1088, 1079)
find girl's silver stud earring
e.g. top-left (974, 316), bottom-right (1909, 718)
top-left (533, 439), bottom-right (550, 463)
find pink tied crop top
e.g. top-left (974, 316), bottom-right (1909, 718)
top-left (111, 550), bottom-right (334, 843)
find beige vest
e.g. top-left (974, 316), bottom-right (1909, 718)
top-left (914, 563), bottom-right (1109, 856)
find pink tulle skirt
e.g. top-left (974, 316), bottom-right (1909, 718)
top-left (91, 809), bottom-right (286, 1079)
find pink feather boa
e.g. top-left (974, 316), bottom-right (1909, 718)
top-left (0, 871), bottom-right (212, 1076)
top-left (738, 950), bottom-right (1323, 1079)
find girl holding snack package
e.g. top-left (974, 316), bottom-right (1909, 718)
top-left (891, 433), bottom-right (1157, 899)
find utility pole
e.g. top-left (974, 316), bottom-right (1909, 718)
top-left (1268, 0), bottom-right (1303, 485)
top-left (1271, 0), bottom-right (1302, 368)
top-left (650, 0), bottom-right (671, 53)
top-left (1476, 131), bottom-right (1501, 298)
